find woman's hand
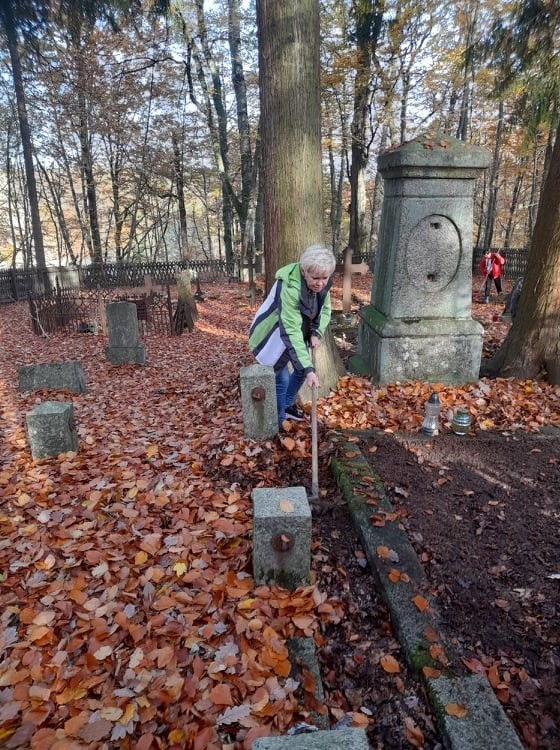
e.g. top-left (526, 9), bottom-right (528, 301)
top-left (310, 334), bottom-right (321, 349)
top-left (306, 371), bottom-right (319, 390)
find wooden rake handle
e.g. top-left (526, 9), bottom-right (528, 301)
top-left (310, 348), bottom-right (319, 500)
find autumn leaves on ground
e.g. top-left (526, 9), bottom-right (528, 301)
top-left (1, 278), bottom-right (559, 749)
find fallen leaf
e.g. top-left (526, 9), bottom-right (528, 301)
top-left (445, 703), bottom-right (468, 718)
top-left (380, 654), bottom-right (400, 673)
top-left (279, 500), bottom-right (294, 513)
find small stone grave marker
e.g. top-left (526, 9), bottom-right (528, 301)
top-left (105, 301), bottom-right (146, 365)
top-left (252, 486), bottom-right (311, 590)
top-left (240, 364), bottom-right (278, 439)
top-left (26, 401), bottom-right (78, 460)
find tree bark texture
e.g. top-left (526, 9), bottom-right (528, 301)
top-left (487, 122), bottom-right (560, 383)
top-left (257, 0), bottom-right (324, 291)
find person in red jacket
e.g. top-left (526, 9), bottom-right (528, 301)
top-left (479, 249), bottom-right (505, 303)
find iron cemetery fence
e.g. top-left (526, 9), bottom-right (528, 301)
top-left (28, 286), bottom-right (175, 337)
top-left (1, 257), bottom-right (241, 304)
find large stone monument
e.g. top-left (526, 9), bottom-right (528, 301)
top-left (350, 132), bottom-right (490, 384)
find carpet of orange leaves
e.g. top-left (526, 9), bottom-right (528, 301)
top-left (0, 276), bottom-right (558, 748)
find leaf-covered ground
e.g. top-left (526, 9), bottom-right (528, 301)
top-left (0, 277), bottom-right (559, 748)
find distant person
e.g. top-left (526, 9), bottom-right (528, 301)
top-left (249, 244), bottom-right (336, 430)
top-left (479, 249), bottom-right (505, 303)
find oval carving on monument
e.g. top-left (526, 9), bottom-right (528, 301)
top-left (405, 215), bottom-right (461, 292)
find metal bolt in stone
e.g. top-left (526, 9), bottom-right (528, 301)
top-left (271, 533), bottom-right (294, 552)
top-left (251, 386), bottom-right (266, 402)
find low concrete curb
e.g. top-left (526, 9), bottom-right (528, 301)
top-left (329, 430), bottom-right (524, 750)
top-left (253, 727), bottom-right (369, 749)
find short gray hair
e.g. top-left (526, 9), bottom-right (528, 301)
top-left (299, 244), bottom-right (336, 276)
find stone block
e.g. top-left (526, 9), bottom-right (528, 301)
top-left (105, 301), bottom-right (146, 365)
top-left (105, 344), bottom-right (146, 365)
top-left (252, 487), bottom-right (311, 590)
top-left (240, 364), bottom-right (278, 439)
top-left (252, 728), bottom-right (369, 750)
top-left (26, 401), bottom-right (78, 460)
top-left (18, 361), bottom-right (86, 393)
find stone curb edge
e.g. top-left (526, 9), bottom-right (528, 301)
top-left (328, 429), bottom-right (524, 750)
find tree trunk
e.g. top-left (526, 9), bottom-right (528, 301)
top-left (503, 170), bottom-right (524, 249)
top-left (173, 270), bottom-right (198, 334)
top-left (455, 1), bottom-right (478, 141)
top-left (348, 1), bottom-right (384, 259)
top-left (0, 0), bottom-right (47, 272)
top-left (73, 34), bottom-right (102, 265)
top-left (257, 0), bottom-right (325, 290)
top-left (172, 132), bottom-right (189, 260)
top-left (482, 100), bottom-right (504, 248)
top-left (484, 121), bottom-right (560, 383)
top-left (257, 0), bottom-right (345, 395)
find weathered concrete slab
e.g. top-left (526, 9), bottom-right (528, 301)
top-left (18, 361), bottom-right (86, 393)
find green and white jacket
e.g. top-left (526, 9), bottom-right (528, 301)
top-left (249, 262), bottom-right (332, 375)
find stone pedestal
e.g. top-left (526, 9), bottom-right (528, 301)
top-left (26, 401), bottom-right (78, 459)
top-left (240, 364), bottom-right (278, 439)
top-left (252, 486), bottom-right (311, 590)
top-left (105, 301), bottom-right (146, 365)
top-left (349, 133), bottom-right (490, 384)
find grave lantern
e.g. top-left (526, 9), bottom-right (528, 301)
top-left (422, 392), bottom-right (441, 437)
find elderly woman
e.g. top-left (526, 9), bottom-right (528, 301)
top-left (249, 244), bottom-right (337, 429)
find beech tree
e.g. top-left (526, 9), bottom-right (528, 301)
top-left (257, 0), bottom-right (345, 394)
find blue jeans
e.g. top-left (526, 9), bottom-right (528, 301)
top-left (275, 366), bottom-right (306, 427)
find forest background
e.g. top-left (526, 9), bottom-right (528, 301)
top-left (0, 0), bottom-right (557, 273)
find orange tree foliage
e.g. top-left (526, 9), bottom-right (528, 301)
top-left (0, 279), bottom-right (559, 748)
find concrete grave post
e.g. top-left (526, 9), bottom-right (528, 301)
top-left (350, 132), bottom-right (490, 384)
top-left (18, 361), bottom-right (86, 393)
top-left (26, 401), bottom-right (78, 459)
top-left (252, 486), bottom-right (311, 591)
top-left (240, 364), bottom-right (278, 439)
top-left (105, 301), bottom-right (146, 365)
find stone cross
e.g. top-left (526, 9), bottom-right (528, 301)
top-left (341, 246), bottom-right (369, 313)
top-left (139, 274), bottom-right (165, 295)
